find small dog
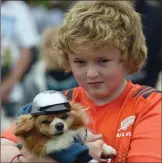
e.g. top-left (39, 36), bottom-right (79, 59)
top-left (13, 101), bottom-right (116, 159)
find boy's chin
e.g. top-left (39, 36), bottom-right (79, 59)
top-left (88, 90), bottom-right (108, 98)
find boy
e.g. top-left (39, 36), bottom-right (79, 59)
top-left (1, 1), bottom-right (161, 162)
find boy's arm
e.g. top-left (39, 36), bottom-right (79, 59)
top-left (1, 141), bottom-right (24, 162)
top-left (1, 138), bottom-right (17, 146)
top-left (1, 123), bottom-right (24, 162)
top-left (127, 99), bottom-right (161, 162)
top-left (1, 138), bottom-right (57, 163)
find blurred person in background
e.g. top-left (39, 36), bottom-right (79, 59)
top-left (1, 0), bottom-right (40, 117)
top-left (25, 1), bottom-right (72, 34)
top-left (22, 27), bottom-right (78, 105)
top-left (43, 1), bottom-right (64, 29)
top-left (127, 0), bottom-right (162, 88)
top-left (24, 0), bottom-right (48, 34)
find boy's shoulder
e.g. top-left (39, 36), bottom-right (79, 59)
top-left (129, 82), bottom-right (161, 104)
top-left (124, 81), bottom-right (161, 117)
top-left (130, 83), bottom-right (161, 99)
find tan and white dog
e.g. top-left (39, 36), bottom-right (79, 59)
top-left (13, 91), bottom-right (116, 159)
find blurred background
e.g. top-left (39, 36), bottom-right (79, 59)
top-left (1, 0), bottom-right (162, 132)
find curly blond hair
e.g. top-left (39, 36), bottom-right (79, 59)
top-left (40, 27), bottom-right (60, 70)
top-left (56, 1), bottom-right (147, 74)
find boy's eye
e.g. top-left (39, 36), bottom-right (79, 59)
top-left (74, 60), bottom-right (86, 64)
top-left (98, 59), bottom-right (109, 64)
top-left (42, 120), bottom-right (51, 124)
top-left (60, 114), bottom-right (69, 120)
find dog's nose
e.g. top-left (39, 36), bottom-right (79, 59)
top-left (55, 122), bottom-right (64, 131)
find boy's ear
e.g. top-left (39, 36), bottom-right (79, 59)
top-left (13, 114), bottom-right (35, 137)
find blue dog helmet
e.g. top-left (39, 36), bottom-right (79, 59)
top-left (31, 90), bottom-right (70, 116)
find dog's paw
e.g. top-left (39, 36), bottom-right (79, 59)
top-left (102, 143), bottom-right (116, 156)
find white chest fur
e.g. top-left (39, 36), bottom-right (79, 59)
top-left (45, 128), bottom-right (85, 154)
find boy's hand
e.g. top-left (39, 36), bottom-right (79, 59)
top-left (20, 146), bottom-right (58, 162)
top-left (85, 132), bottom-right (116, 161)
top-left (85, 132), bottom-right (104, 160)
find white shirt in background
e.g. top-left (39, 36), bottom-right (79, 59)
top-left (1, 1), bottom-right (40, 102)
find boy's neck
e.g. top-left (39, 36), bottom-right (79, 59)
top-left (85, 80), bottom-right (127, 106)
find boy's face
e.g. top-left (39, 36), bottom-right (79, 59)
top-left (68, 47), bottom-right (128, 100)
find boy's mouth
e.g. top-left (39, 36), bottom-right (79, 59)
top-left (88, 82), bottom-right (103, 86)
top-left (88, 81), bottom-right (103, 84)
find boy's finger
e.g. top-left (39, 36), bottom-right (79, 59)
top-left (86, 132), bottom-right (103, 142)
top-left (86, 139), bottom-right (104, 160)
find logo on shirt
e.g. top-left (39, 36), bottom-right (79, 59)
top-left (116, 116), bottom-right (136, 138)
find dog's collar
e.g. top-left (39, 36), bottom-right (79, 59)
top-left (74, 129), bottom-right (88, 143)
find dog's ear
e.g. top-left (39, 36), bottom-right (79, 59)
top-left (13, 114), bottom-right (35, 137)
top-left (69, 102), bottom-right (90, 126)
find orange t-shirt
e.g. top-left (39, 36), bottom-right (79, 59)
top-left (1, 81), bottom-right (162, 162)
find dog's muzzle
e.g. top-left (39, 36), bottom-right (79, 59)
top-left (55, 122), bottom-right (64, 131)
top-left (54, 122), bottom-right (65, 136)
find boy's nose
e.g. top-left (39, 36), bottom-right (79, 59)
top-left (87, 67), bottom-right (99, 78)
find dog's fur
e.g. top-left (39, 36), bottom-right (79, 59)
top-left (13, 102), bottom-right (116, 158)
